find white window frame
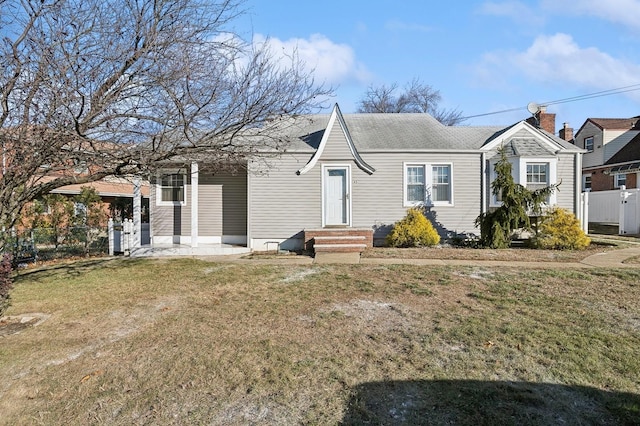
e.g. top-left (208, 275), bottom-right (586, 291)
top-left (403, 162), bottom-right (453, 207)
top-left (156, 173), bottom-right (187, 206)
top-left (490, 157), bottom-right (557, 207)
top-left (582, 174), bottom-right (592, 192)
top-left (584, 136), bottom-right (594, 152)
top-left (615, 173), bottom-right (626, 189)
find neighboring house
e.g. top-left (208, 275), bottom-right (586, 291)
top-left (575, 117), bottom-right (640, 191)
top-left (146, 104), bottom-right (584, 252)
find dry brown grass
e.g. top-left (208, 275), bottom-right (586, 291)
top-left (362, 239), bottom-right (624, 262)
top-left (1, 258), bottom-right (639, 425)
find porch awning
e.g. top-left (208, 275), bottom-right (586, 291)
top-left (606, 162), bottom-right (640, 174)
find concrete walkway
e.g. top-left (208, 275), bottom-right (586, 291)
top-left (198, 245), bottom-right (640, 268)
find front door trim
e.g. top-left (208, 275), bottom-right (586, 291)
top-left (322, 164), bottom-right (352, 227)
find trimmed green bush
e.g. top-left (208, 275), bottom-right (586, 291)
top-left (386, 207), bottom-right (440, 247)
top-left (535, 207), bottom-right (590, 250)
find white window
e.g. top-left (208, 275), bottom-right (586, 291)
top-left (615, 173), bottom-right (626, 188)
top-left (158, 173), bottom-right (186, 205)
top-left (404, 163), bottom-right (452, 206)
top-left (490, 158), bottom-right (557, 206)
top-left (584, 136), bottom-right (594, 152)
top-left (583, 174), bottom-right (592, 192)
top-left (526, 163), bottom-right (549, 191)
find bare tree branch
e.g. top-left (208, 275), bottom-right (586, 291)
top-left (0, 0), bottom-right (331, 237)
top-left (357, 77), bottom-right (465, 126)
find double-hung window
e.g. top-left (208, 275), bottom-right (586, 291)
top-left (158, 173), bottom-right (185, 204)
top-left (584, 136), bottom-right (594, 152)
top-left (404, 163), bottom-right (452, 206)
top-left (406, 165), bottom-right (426, 203)
top-left (526, 163), bottom-right (548, 191)
top-left (583, 174), bottom-right (592, 192)
top-left (491, 159), bottom-right (556, 206)
top-left (615, 173), bottom-right (626, 188)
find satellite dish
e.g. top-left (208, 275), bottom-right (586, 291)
top-left (527, 102), bottom-right (540, 114)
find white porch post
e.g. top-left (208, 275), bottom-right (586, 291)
top-left (132, 177), bottom-right (141, 248)
top-left (191, 161), bottom-right (199, 248)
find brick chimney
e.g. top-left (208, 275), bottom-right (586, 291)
top-left (558, 122), bottom-right (573, 142)
top-left (526, 106), bottom-right (556, 134)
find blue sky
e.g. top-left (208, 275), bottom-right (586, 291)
top-left (238, 0), bottom-right (640, 131)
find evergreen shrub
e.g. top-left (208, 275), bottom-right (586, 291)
top-left (535, 207), bottom-right (590, 250)
top-left (386, 207), bottom-right (440, 247)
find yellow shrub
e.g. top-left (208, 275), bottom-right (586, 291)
top-left (536, 207), bottom-right (590, 250)
top-left (386, 207), bottom-right (440, 247)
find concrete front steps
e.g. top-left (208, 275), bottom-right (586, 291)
top-left (304, 228), bottom-right (373, 254)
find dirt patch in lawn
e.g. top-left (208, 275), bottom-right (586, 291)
top-left (0, 313), bottom-right (50, 337)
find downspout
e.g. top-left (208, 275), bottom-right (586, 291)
top-left (480, 152), bottom-right (487, 215)
top-left (575, 152), bottom-right (583, 218)
top-left (246, 162), bottom-right (252, 250)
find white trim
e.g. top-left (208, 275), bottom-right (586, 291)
top-left (615, 173), bottom-right (627, 188)
top-left (222, 235), bottom-right (247, 245)
top-left (152, 235), bottom-right (222, 245)
top-left (481, 121), bottom-right (564, 153)
top-left (190, 161), bottom-right (199, 248)
top-left (155, 172), bottom-right (187, 206)
top-left (582, 173), bottom-right (592, 192)
top-left (321, 164), bottom-right (352, 227)
top-left (403, 162), bottom-right (454, 207)
top-left (297, 104), bottom-right (375, 175)
top-left (489, 157), bottom-right (558, 206)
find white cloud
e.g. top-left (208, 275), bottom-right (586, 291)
top-left (478, 1), bottom-right (545, 26)
top-left (541, 0), bottom-right (640, 30)
top-left (253, 33), bottom-right (372, 86)
top-left (475, 33), bottom-right (640, 90)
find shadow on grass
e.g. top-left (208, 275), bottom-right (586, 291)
top-left (342, 379), bottom-right (640, 426)
top-left (13, 257), bottom-right (149, 282)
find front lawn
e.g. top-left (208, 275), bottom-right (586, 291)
top-left (1, 258), bottom-right (639, 424)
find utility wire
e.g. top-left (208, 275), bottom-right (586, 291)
top-left (460, 83), bottom-right (640, 120)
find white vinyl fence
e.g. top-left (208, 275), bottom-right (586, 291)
top-left (582, 188), bottom-right (640, 235)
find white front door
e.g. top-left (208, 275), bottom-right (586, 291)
top-left (324, 166), bottom-right (349, 226)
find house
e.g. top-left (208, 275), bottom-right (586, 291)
top-left (143, 104), bottom-right (584, 254)
top-left (574, 116), bottom-right (640, 191)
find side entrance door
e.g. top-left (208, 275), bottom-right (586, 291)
top-left (324, 166), bottom-right (350, 226)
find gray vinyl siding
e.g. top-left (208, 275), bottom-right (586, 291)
top-left (198, 176), bottom-right (222, 237)
top-left (151, 171), bottom-right (247, 238)
top-left (249, 155), bottom-right (321, 239)
top-left (249, 152), bottom-right (483, 241)
top-left (150, 174), bottom-right (191, 237)
top-left (352, 152), bottom-right (483, 238)
top-left (200, 173), bottom-right (247, 236)
top-left (321, 123), bottom-right (354, 160)
top-left (556, 154), bottom-right (577, 212)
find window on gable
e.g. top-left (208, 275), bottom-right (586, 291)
top-left (615, 173), bottom-right (626, 188)
top-left (159, 173), bottom-right (185, 203)
top-left (404, 163), bottom-right (452, 206)
top-left (584, 136), bottom-right (594, 152)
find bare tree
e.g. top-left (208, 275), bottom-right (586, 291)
top-left (0, 0), bottom-right (331, 243)
top-left (357, 78), bottom-right (464, 125)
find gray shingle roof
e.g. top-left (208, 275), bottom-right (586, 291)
top-left (282, 111), bottom-right (582, 154)
top-left (284, 113), bottom-right (506, 151)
